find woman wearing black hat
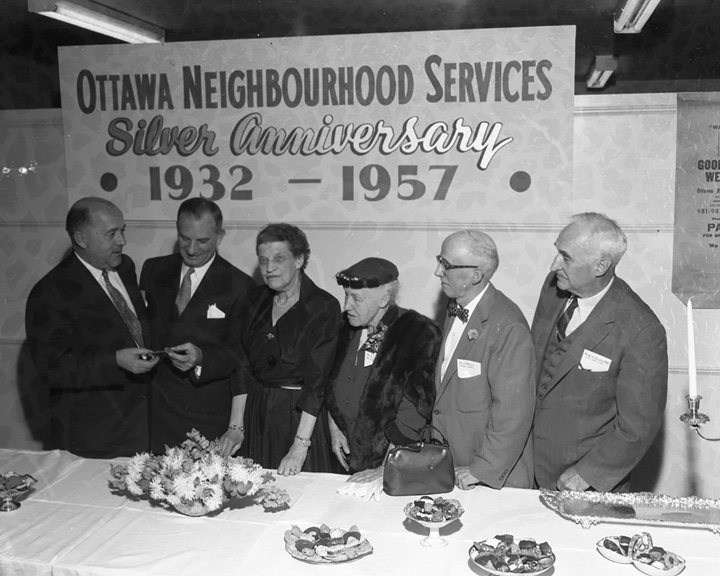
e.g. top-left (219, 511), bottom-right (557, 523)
top-left (325, 257), bottom-right (442, 474)
top-left (218, 223), bottom-right (340, 474)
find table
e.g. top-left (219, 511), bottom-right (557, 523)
top-left (1, 448), bottom-right (718, 575)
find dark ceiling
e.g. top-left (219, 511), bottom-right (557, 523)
top-left (2, 0), bottom-right (719, 109)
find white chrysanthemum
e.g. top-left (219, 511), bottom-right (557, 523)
top-left (201, 483), bottom-right (225, 511)
top-left (125, 453), bottom-right (150, 485)
top-left (166, 493), bottom-right (181, 506)
top-left (203, 454), bottom-right (225, 481)
top-left (149, 476), bottom-right (166, 501)
top-left (173, 475), bottom-right (199, 501)
top-left (164, 448), bottom-right (185, 471)
top-left (126, 480), bottom-right (143, 496)
top-left (244, 468), bottom-right (266, 495)
top-left (227, 460), bottom-right (265, 495)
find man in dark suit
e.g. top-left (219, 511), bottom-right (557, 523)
top-left (433, 230), bottom-right (535, 490)
top-left (532, 212), bottom-right (668, 492)
top-left (25, 197), bottom-right (158, 458)
top-left (140, 198), bottom-right (253, 453)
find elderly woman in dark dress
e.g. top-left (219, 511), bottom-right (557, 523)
top-left (218, 223), bottom-right (340, 475)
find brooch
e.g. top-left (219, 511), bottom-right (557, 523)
top-left (467, 329), bottom-right (479, 341)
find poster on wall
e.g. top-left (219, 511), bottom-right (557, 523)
top-left (58, 27), bottom-right (575, 224)
top-left (673, 93), bottom-right (720, 308)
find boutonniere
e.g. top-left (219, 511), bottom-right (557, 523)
top-left (266, 332), bottom-right (275, 341)
top-left (467, 329), bottom-right (479, 341)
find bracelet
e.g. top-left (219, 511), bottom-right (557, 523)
top-left (228, 424), bottom-right (244, 432)
top-left (294, 434), bottom-right (312, 448)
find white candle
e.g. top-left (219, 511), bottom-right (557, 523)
top-left (687, 297), bottom-right (698, 398)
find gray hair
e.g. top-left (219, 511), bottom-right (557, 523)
top-left (385, 279), bottom-right (400, 303)
top-left (463, 230), bottom-right (499, 278)
top-left (570, 212), bottom-right (627, 267)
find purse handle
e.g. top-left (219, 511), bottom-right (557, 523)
top-left (383, 420), bottom-right (451, 448)
top-left (417, 423), bottom-right (451, 447)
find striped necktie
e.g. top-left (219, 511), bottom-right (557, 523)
top-left (556, 296), bottom-right (578, 341)
top-left (102, 270), bottom-right (144, 347)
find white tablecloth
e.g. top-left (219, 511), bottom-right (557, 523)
top-left (1, 449), bottom-right (718, 575)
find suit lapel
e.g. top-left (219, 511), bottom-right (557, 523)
top-left (436, 284), bottom-right (494, 399)
top-left (541, 282), bottom-right (618, 395)
top-left (69, 255), bottom-right (138, 343)
top-left (185, 256), bottom-right (226, 316)
top-left (155, 255), bottom-right (183, 320)
top-left (117, 256), bottom-right (151, 342)
top-left (70, 256), bottom-right (116, 313)
top-left (435, 314), bottom-right (453, 387)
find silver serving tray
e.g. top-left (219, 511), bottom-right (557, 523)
top-left (540, 489), bottom-right (720, 533)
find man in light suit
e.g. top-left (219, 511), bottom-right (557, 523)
top-left (26, 197), bottom-right (159, 458)
top-left (532, 212), bottom-right (668, 492)
top-left (433, 230), bottom-right (535, 489)
top-left (140, 198), bottom-right (253, 453)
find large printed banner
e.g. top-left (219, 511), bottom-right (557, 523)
top-left (58, 27), bottom-right (575, 223)
top-left (673, 94), bottom-right (720, 308)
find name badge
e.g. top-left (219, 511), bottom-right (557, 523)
top-left (457, 359), bottom-right (482, 378)
top-left (579, 349), bottom-right (611, 372)
top-left (364, 351), bottom-right (376, 367)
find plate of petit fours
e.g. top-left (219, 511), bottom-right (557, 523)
top-left (469, 534), bottom-right (555, 575)
top-left (283, 523), bottom-right (373, 564)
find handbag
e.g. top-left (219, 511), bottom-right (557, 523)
top-left (382, 423), bottom-right (455, 496)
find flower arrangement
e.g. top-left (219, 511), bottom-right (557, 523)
top-left (109, 429), bottom-right (291, 515)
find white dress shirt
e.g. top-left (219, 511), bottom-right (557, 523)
top-left (441, 285), bottom-right (489, 379)
top-left (179, 253), bottom-right (215, 298)
top-left (565, 277), bottom-right (615, 337)
top-left (75, 253), bottom-right (138, 315)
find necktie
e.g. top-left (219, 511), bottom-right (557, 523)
top-left (447, 299), bottom-right (469, 323)
top-left (102, 270), bottom-right (144, 347)
top-left (175, 267), bottom-right (194, 315)
top-left (556, 296), bottom-right (579, 341)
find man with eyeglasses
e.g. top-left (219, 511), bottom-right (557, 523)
top-left (432, 230), bottom-right (536, 490)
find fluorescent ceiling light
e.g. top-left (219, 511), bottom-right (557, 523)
top-left (586, 55), bottom-right (618, 90)
top-left (614, 0), bottom-right (663, 34)
top-left (27, 0), bottom-right (164, 44)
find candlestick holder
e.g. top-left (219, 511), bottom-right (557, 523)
top-left (680, 395), bottom-right (720, 441)
top-left (680, 395), bottom-right (709, 428)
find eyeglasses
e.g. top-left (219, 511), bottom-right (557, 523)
top-left (435, 255), bottom-right (479, 271)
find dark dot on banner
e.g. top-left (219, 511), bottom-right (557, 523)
top-left (100, 172), bottom-right (118, 192)
top-left (510, 171), bottom-right (531, 192)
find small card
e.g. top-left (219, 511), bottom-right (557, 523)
top-left (457, 359), bottom-right (482, 378)
top-left (364, 351), bottom-right (376, 367)
top-left (579, 349), bottom-right (611, 372)
top-left (207, 303), bottom-right (225, 319)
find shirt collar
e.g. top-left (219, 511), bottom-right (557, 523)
top-left (180, 253), bottom-right (216, 284)
top-left (576, 276), bottom-right (614, 311)
top-left (463, 283), bottom-right (489, 317)
top-left (75, 251), bottom-right (114, 281)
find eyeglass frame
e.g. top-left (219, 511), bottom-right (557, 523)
top-left (435, 255), bottom-right (480, 271)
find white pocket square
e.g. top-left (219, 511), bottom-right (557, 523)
top-left (207, 304), bottom-right (225, 319)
